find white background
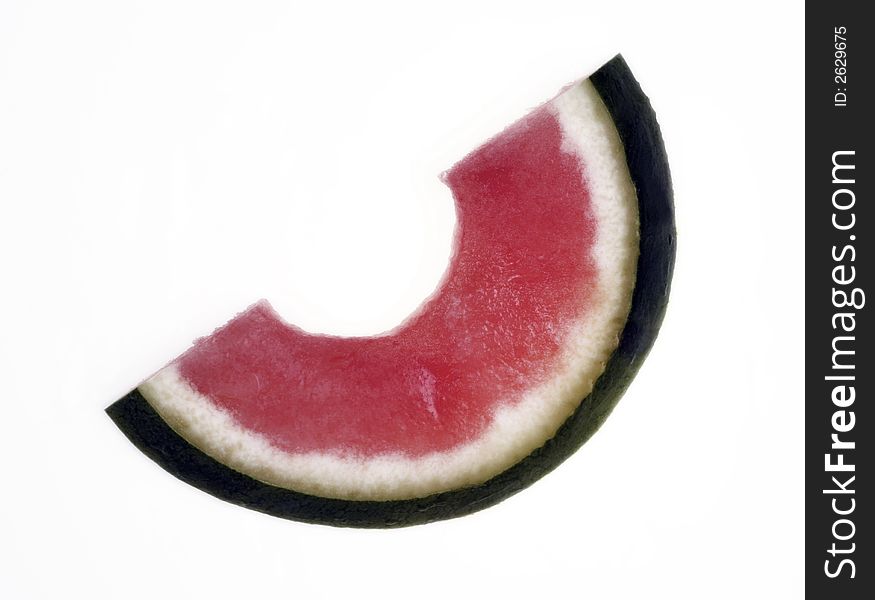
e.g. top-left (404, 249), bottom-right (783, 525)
top-left (0, 1), bottom-right (803, 598)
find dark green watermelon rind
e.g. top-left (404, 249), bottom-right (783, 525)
top-left (106, 54), bottom-right (675, 528)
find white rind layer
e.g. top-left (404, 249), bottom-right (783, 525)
top-left (140, 79), bottom-right (639, 501)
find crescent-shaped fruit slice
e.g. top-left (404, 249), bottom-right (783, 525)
top-left (108, 55), bottom-right (674, 527)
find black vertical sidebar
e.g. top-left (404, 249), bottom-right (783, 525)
top-left (806, 2), bottom-right (872, 597)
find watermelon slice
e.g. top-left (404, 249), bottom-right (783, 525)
top-left (108, 55), bottom-right (674, 527)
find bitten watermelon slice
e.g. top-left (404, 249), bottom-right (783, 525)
top-left (108, 55), bottom-right (674, 527)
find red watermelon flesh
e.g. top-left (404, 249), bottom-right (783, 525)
top-left (139, 78), bottom-right (639, 500)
